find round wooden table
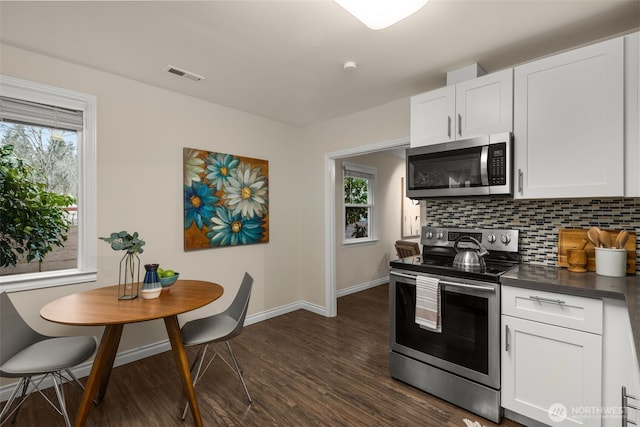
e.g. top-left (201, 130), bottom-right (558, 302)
top-left (41, 280), bottom-right (223, 427)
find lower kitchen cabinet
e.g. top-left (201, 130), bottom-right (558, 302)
top-left (501, 286), bottom-right (603, 426)
top-left (602, 299), bottom-right (640, 427)
top-left (502, 315), bottom-right (603, 426)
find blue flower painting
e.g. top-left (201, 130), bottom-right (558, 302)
top-left (183, 148), bottom-right (269, 249)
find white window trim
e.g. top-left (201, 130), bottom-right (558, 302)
top-left (342, 162), bottom-right (377, 245)
top-left (0, 75), bottom-right (97, 291)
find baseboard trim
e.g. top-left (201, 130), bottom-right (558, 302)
top-left (336, 277), bottom-right (388, 298)
top-left (1, 298), bottom-right (332, 402)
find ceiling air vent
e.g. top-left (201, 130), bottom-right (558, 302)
top-left (165, 65), bottom-right (205, 82)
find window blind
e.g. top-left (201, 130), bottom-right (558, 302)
top-left (0, 96), bottom-right (83, 131)
top-left (344, 163), bottom-right (376, 180)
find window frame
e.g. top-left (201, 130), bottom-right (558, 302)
top-left (342, 162), bottom-right (376, 245)
top-left (0, 75), bottom-right (97, 291)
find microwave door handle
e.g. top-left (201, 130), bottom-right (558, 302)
top-left (480, 146), bottom-right (489, 186)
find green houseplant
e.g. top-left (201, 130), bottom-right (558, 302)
top-left (99, 231), bottom-right (145, 300)
top-left (0, 144), bottom-right (75, 269)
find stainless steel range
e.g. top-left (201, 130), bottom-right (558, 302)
top-left (389, 226), bottom-right (520, 423)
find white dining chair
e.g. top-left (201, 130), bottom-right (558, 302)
top-left (180, 272), bottom-right (253, 419)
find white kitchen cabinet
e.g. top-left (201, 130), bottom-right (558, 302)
top-left (410, 68), bottom-right (513, 147)
top-left (501, 286), bottom-right (603, 426)
top-left (624, 32), bottom-right (639, 197)
top-left (514, 36), bottom-right (624, 199)
top-left (602, 298), bottom-right (640, 427)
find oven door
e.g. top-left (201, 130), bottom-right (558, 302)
top-left (389, 269), bottom-right (500, 389)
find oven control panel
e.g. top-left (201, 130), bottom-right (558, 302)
top-left (421, 226), bottom-right (519, 253)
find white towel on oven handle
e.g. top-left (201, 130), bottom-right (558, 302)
top-left (415, 275), bottom-right (441, 333)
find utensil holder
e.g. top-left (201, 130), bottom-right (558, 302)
top-left (595, 247), bottom-right (627, 277)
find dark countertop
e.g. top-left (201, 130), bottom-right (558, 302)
top-left (502, 264), bottom-right (640, 368)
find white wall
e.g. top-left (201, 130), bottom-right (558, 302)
top-left (296, 101), bottom-right (410, 307)
top-left (0, 43), bottom-right (305, 357)
top-left (335, 153), bottom-right (405, 292)
top-left (0, 43), bottom-right (411, 353)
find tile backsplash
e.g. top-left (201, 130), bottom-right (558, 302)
top-left (422, 197), bottom-right (640, 271)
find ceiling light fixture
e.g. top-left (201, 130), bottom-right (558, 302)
top-left (343, 61), bottom-right (357, 71)
top-left (334, 0), bottom-right (428, 30)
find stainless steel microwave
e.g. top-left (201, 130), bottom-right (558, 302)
top-left (406, 132), bottom-right (513, 198)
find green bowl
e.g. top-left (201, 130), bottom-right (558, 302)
top-left (160, 272), bottom-right (179, 287)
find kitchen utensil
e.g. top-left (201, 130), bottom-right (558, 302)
top-left (577, 239), bottom-right (588, 250)
top-left (587, 227), bottom-right (600, 248)
top-left (599, 230), bottom-right (611, 248)
top-left (615, 230), bottom-right (630, 249)
top-left (567, 249), bottom-right (587, 273)
top-left (557, 228), bottom-right (636, 273)
top-left (452, 236), bottom-right (488, 273)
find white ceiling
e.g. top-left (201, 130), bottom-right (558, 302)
top-left (1, 1), bottom-right (638, 128)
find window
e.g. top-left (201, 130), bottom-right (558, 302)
top-left (0, 76), bottom-right (97, 291)
top-left (343, 162), bottom-right (376, 243)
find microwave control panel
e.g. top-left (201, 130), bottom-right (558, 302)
top-left (488, 143), bottom-right (506, 186)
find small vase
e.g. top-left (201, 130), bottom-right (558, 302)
top-left (118, 252), bottom-right (140, 300)
top-left (142, 263), bottom-right (162, 290)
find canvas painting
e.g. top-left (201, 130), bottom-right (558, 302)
top-left (183, 147), bottom-right (269, 249)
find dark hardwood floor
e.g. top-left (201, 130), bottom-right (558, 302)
top-left (5, 284), bottom-right (523, 426)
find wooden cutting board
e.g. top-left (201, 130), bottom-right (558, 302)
top-left (558, 228), bottom-right (636, 273)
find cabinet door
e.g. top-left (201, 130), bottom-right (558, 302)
top-left (624, 32), bottom-right (639, 197)
top-left (502, 315), bottom-right (602, 426)
top-left (602, 299), bottom-right (640, 427)
top-left (410, 85), bottom-right (455, 147)
top-left (456, 68), bottom-right (513, 139)
top-left (514, 37), bottom-right (624, 199)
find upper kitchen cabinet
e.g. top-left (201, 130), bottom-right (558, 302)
top-left (410, 69), bottom-right (513, 147)
top-left (514, 37), bottom-right (624, 199)
top-left (624, 32), bottom-right (639, 197)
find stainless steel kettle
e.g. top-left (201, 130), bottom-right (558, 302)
top-left (453, 236), bottom-right (488, 272)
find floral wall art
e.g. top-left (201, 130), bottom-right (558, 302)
top-left (183, 148), bottom-right (269, 250)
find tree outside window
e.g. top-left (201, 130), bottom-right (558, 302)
top-left (343, 163), bottom-right (375, 242)
top-left (0, 123), bottom-right (78, 274)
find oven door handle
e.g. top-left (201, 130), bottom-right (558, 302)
top-left (441, 280), bottom-right (496, 293)
top-left (390, 272), bottom-right (496, 293)
top-left (390, 271), bottom-right (418, 280)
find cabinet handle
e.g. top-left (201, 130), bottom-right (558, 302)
top-left (505, 324), bottom-right (510, 352)
top-left (457, 113), bottom-right (462, 137)
top-left (622, 386), bottom-right (638, 427)
top-left (529, 296), bottom-right (566, 305)
top-left (447, 116), bottom-right (452, 138)
top-left (518, 169), bottom-right (523, 194)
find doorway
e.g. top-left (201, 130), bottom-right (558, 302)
top-left (323, 137), bottom-right (409, 317)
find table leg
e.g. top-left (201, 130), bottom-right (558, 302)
top-left (164, 315), bottom-right (202, 427)
top-left (74, 324), bottom-right (123, 427)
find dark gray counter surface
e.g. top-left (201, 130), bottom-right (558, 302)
top-left (502, 264), bottom-right (640, 368)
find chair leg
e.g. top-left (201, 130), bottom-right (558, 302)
top-left (51, 372), bottom-right (71, 427)
top-left (10, 376), bottom-right (29, 424)
top-left (181, 344), bottom-right (209, 421)
top-left (0, 377), bottom-right (28, 426)
top-left (225, 341), bottom-right (251, 404)
top-left (64, 369), bottom-right (86, 391)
